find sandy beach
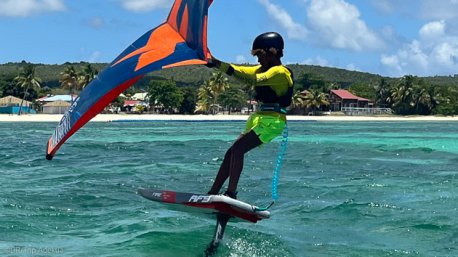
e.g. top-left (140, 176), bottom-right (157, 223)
top-left (1, 113), bottom-right (458, 122)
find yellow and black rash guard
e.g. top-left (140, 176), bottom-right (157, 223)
top-left (219, 62), bottom-right (294, 108)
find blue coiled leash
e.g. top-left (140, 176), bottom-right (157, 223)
top-left (255, 123), bottom-right (289, 212)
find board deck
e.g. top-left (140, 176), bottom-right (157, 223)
top-left (137, 188), bottom-right (270, 223)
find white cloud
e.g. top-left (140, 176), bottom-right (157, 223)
top-left (431, 41), bottom-right (458, 66)
top-left (0, 0), bottom-right (65, 17)
top-left (301, 56), bottom-right (359, 71)
top-left (370, 2), bottom-right (458, 75)
top-left (119, 0), bottom-right (173, 12)
top-left (419, 20), bottom-right (446, 40)
top-left (307, 0), bottom-right (384, 51)
top-left (88, 17), bottom-right (105, 29)
top-left (302, 56), bottom-right (330, 67)
top-left (346, 63), bottom-right (359, 71)
top-left (257, 0), bottom-right (308, 41)
top-left (380, 54), bottom-right (402, 73)
top-left (381, 20), bottom-right (458, 76)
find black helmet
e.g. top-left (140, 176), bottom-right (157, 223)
top-left (252, 32), bottom-right (284, 51)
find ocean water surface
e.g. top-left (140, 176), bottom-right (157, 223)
top-left (0, 120), bottom-right (457, 257)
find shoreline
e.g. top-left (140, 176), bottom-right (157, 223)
top-left (1, 113), bottom-right (458, 122)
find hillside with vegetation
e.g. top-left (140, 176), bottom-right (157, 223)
top-left (1, 61), bottom-right (458, 115)
top-left (2, 61), bottom-right (458, 89)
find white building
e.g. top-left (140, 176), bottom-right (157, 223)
top-left (42, 100), bottom-right (71, 114)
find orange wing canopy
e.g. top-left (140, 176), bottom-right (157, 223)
top-left (46, 0), bottom-right (213, 160)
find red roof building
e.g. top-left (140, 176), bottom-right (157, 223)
top-left (329, 89), bottom-right (369, 111)
top-left (123, 100), bottom-right (148, 107)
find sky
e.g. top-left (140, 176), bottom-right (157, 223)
top-left (1, 0), bottom-right (458, 77)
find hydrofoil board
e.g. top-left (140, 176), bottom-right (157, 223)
top-left (137, 188), bottom-right (270, 223)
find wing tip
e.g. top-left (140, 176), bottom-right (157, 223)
top-left (46, 138), bottom-right (54, 160)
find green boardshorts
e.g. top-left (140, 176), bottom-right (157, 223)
top-left (244, 111), bottom-right (287, 144)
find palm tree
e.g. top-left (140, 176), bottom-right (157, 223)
top-left (77, 64), bottom-right (98, 89)
top-left (209, 71), bottom-right (229, 113)
top-left (375, 78), bottom-right (391, 107)
top-left (411, 84), bottom-right (431, 114)
top-left (242, 80), bottom-right (256, 114)
top-left (195, 80), bottom-right (214, 114)
top-left (388, 76), bottom-right (415, 114)
top-left (426, 85), bottom-right (443, 114)
top-left (388, 85), bottom-right (411, 114)
top-left (291, 90), bottom-right (306, 114)
top-left (219, 86), bottom-right (247, 114)
top-left (60, 65), bottom-right (79, 103)
top-left (14, 63), bottom-right (41, 116)
top-left (196, 72), bottom-right (229, 114)
top-left (411, 83), bottom-right (443, 115)
top-left (303, 90), bottom-right (330, 115)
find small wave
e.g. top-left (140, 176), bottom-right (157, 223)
top-left (317, 199), bottom-right (366, 212)
top-left (412, 223), bottom-right (451, 231)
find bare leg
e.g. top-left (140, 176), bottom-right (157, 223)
top-left (208, 130), bottom-right (262, 195)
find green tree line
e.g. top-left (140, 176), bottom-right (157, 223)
top-left (2, 62), bottom-right (458, 115)
top-left (286, 72), bottom-right (458, 116)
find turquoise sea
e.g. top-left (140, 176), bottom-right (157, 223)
top-left (0, 120), bottom-right (457, 257)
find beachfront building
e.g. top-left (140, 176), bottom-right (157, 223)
top-left (36, 95), bottom-right (77, 114)
top-left (42, 100), bottom-right (71, 114)
top-left (123, 100), bottom-right (149, 113)
top-left (0, 95), bottom-right (36, 114)
top-left (329, 89), bottom-right (392, 115)
top-left (329, 89), bottom-right (370, 111)
top-left (131, 92), bottom-right (149, 102)
top-left (37, 95), bottom-right (78, 104)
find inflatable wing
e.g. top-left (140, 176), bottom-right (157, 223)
top-left (46, 0), bottom-right (213, 160)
